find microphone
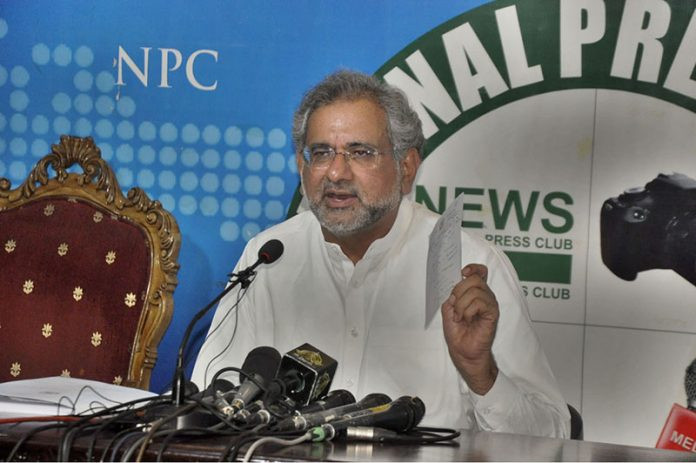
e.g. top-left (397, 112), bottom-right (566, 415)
top-left (198, 378), bottom-right (235, 399)
top-left (234, 239), bottom-right (285, 286)
top-left (225, 346), bottom-right (281, 415)
top-left (656, 358), bottom-right (696, 452)
top-left (199, 378), bottom-right (236, 413)
top-left (257, 239), bottom-right (284, 264)
top-left (686, 358), bottom-right (696, 411)
top-left (299, 389), bottom-right (356, 414)
top-left (235, 362), bottom-right (350, 427)
top-left (171, 239), bottom-right (284, 406)
top-left (274, 343), bottom-right (338, 406)
top-left (314, 396), bottom-right (425, 441)
top-left (273, 393), bottom-right (391, 432)
top-left (147, 378), bottom-right (236, 429)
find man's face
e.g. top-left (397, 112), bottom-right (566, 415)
top-left (298, 98), bottom-right (405, 238)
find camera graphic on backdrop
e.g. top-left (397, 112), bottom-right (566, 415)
top-left (600, 172), bottom-right (696, 287)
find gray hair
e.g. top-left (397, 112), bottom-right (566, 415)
top-left (292, 70), bottom-right (424, 161)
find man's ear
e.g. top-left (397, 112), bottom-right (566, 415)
top-left (400, 148), bottom-right (421, 195)
top-left (296, 151), bottom-right (308, 196)
top-left (295, 150), bottom-right (305, 173)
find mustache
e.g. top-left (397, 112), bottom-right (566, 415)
top-left (320, 180), bottom-right (359, 197)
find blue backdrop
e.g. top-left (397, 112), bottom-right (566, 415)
top-left (0, 1), bottom-right (490, 392)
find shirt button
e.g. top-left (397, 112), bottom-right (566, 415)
top-left (350, 327), bottom-right (359, 337)
top-left (346, 379), bottom-right (354, 387)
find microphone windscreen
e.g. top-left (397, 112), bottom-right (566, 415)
top-left (258, 239), bottom-right (284, 264)
top-left (685, 359), bottom-right (696, 408)
top-left (184, 380), bottom-right (200, 396)
top-left (409, 396), bottom-right (426, 426)
top-left (242, 346), bottom-right (282, 383)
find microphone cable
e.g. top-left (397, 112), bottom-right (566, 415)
top-left (241, 431), bottom-right (314, 462)
top-left (113, 431), bottom-right (147, 462)
top-left (134, 366), bottom-right (268, 462)
top-left (87, 409), bottom-right (139, 462)
top-left (87, 397), bottom-right (173, 462)
top-left (127, 362), bottom-right (276, 461)
top-left (259, 391), bottom-right (297, 425)
top-left (56, 384), bottom-right (124, 415)
top-left (217, 426), bottom-right (304, 462)
top-left (5, 421), bottom-right (72, 462)
top-left (7, 401), bottom-right (139, 463)
top-left (155, 275), bottom-right (250, 395)
top-left (92, 395), bottom-right (176, 462)
top-left (88, 392), bottom-right (182, 462)
top-left (102, 428), bottom-right (146, 462)
top-left (208, 365), bottom-right (271, 418)
top-left (61, 421), bottom-right (103, 461)
top-left (209, 366), bottom-right (292, 429)
top-left (209, 365), bottom-right (251, 387)
top-left (26, 392), bottom-right (165, 462)
top-left (120, 430), bottom-right (167, 462)
top-left (216, 408), bottom-right (304, 460)
top-left (223, 375), bottom-right (298, 428)
top-left (148, 391), bottom-right (251, 460)
top-left (60, 394), bottom-right (172, 461)
top-left (218, 430), bottom-right (254, 461)
top-left (132, 401), bottom-right (199, 462)
top-left (200, 282), bottom-right (250, 387)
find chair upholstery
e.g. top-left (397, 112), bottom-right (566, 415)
top-left (0, 135), bottom-right (181, 389)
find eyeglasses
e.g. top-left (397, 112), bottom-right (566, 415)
top-left (301, 144), bottom-right (385, 170)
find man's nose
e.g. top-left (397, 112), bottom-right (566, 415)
top-left (325, 151), bottom-right (353, 182)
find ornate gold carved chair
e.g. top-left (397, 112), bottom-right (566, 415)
top-left (0, 135), bottom-right (181, 389)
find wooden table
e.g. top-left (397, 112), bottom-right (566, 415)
top-left (1, 421), bottom-right (693, 461)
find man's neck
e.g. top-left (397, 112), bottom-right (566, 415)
top-left (321, 205), bottom-right (400, 265)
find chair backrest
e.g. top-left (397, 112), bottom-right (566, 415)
top-left (0, 135), bottom-right (181, 389)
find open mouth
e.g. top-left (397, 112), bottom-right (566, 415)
top-left (323, 190), bottom-right (359, 208)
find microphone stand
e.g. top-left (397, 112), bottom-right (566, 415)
top-left (171, 261), bottom-right (263, 406)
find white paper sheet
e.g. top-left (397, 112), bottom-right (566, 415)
top-left (425, 194), bottom-right (464, 328)
top-left (0, 376), bottom-right (156, 416)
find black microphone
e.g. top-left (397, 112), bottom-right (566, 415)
top-left (273, 393), bottom-right (391, 432)
top-left (198, 378), bottom-right (235, 399)
top-left (257, 239), bottom-right (284, 264)
top-left (274, 343), bottom-right (338, 406)
top-left (198, 378), bottom-right (236, 413)
top-left (171, 239), bottom-right (284, 406)
top-left (299, 389), bottom-right (356, 414)
top-left (234, 239), bottom-right (284, 284)
top-left (314, 396), bottom-right (425, 441)
top-left (234, 365), bottom-right (351, 427)
top-left (225, 346), bottom-right (281, 415)
top-left (148, 378), bottom-right (236, 429)
top-left (686, 358), bottom-right (696, 411)
top-left (257, 389), bottom-right (356, 428)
